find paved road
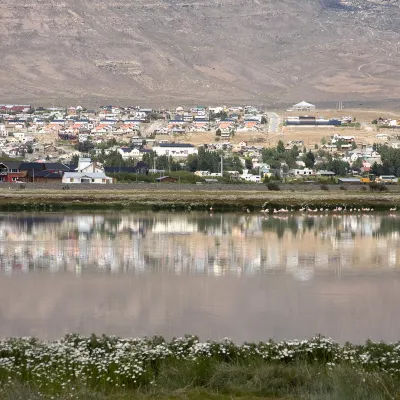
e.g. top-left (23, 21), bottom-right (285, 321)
top-left (266, 112), bottom-right (280, 133)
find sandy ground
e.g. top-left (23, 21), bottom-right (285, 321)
top-left (155, 108), bottom-right (400, 149)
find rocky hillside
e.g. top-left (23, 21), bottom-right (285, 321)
top-left (1, 0), bottom-right (400, 106)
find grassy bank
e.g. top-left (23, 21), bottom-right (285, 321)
top-left (0, 187), bottom-right (399, 211)
top-left (0, 335), bottom-right (400, 399)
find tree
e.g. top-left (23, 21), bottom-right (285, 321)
top-left (216, 129), bottom-right (221, 137)
top-left (245, 158), bottom-right (253, 170)
top-left (75, 140), bottom-right (94, 153)
top-left (27, 144), bottom-right (33, 154)
top-left (186, 154), bottom-right (199, 172)
top-left (210, 111), bottom-right (228, 121)
top-left (142, 152), bottom-right (156, 169)
top-left (223, 155), bottom-right (243, 174)
top-left (156, 155), bottom-right (169, 170)
top-left (261, 116), bottom-right (268, 124)
top-left (302, 150), bottom-right (315, 169)
top-left (277, 140), bottom-right (285, 154)
top-left (71, 154), bottom-right (79, 166)
top-left (321, 137), bottom-right (327, 145)
top-left (352, 157), bottom-right (363, 171)
top-left (330, 159), bottom-right (349, 176)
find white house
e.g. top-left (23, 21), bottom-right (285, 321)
top-left (292, 101), bottom-right (316, 111)
top-left (62, 172), bottom-right (113, 184)
top-left (290, 168), bottom-right (314, 176)
top-left (152, 143), bottom-right (198, 159)
top-left (240, 169), bottom-right (262, 183)
top-left (62, 158), bottom-right (113, 184)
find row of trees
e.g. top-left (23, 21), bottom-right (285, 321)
top-left (186, 147), bottom-right (243, 174)
top-left (371, 145), bottom-right (400, 176)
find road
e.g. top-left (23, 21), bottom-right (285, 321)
top-left (267, 112), bottom-right (280, 133)
top-left (144, 120), bottom-right (164, 136)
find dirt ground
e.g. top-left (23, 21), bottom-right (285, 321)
top-left (162, 108), bottom-right (400, 149)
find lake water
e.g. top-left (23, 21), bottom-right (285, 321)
top-left (0, 211), bottom-right (399, 343)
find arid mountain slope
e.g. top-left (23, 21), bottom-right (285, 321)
top-left (1, 0), bottom-right (400, 106)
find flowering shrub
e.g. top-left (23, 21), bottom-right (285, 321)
top-left (0, 334), bottom-right (400, 396)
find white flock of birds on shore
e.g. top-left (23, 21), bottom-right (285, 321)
top-left (209, 206), bottom-right (398, 215)
top-left (256, 206), bottom-right (397, 214)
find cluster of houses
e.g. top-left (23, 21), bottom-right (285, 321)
top-left (156, 105), bottom-right (267, 137)
top-left (0, 104), bottom-right (269, 160)
top-left (0, 158), bottom-right (149, 185)
top-left (0, 103), bottom-right (399, 184)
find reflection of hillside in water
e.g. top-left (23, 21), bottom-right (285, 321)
top-left (0, 213), bottom-right (398, 277)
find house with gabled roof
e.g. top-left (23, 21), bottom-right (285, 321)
top-left (0, 161), bottom-right (22, 182)
top-left (62, 158), bottom-right (113, 184)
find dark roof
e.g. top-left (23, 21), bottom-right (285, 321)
top-left (105, 166), bottom-right (138, 174)
top-left (135, 161), bottom-right (149, 169)
top-left (158, 143), bottom-right (195, 148)
top-left (0, 161), bottom-right (21, 169)
top-left (19, 162), bottom-right (45, 171)
top-left (44, 163), bottom-right (71, 171)
top-left (64, 164), bottom-right (77, 171)
top-left (119, 147), bottom-right (132, 153)
top-left (28, 170), bottom-right (62, 178)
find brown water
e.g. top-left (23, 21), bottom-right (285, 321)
top-left (0, 211), bottom-right (399, 342)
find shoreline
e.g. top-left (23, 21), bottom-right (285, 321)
top-left (0, 186), bottom-right (399, 211)
top-left (1, 334), bottom-right (400, 399)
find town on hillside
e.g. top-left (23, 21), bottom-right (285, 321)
top-left (0, 101), bottom-right (399, 185)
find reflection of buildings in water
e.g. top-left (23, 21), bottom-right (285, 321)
top-left (0, 214), bottom-right (398, 277)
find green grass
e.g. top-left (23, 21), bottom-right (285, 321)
top-left (0, 364), bottom-right (398, 400)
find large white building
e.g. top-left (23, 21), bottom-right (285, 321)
top-left (152, 143), bottom-right (198, 159)
top-left (292, 101), bottom-right (316, 111)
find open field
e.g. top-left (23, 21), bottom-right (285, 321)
top-left (1, 185), bottom-right (400, 210)
top-left (155, 108), bottom-right (400, 149)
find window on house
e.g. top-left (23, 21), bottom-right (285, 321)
top-left (70, 178), bottom-right (74, 182)
top-left (102, 179), bottom-right (106, 183)
top-left (12, 177), bottom-right (18, 182)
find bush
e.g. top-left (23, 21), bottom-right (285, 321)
top-left (369, 182), bottom-right (388, 192)
top-left (320, 184), bottom-right (329, 191)
top-left (339, 185), bottom-right (347, 191)
top-left (361, 186), bottom-right (368, 191)
top-left (267, 182), bottom-right (280, 191)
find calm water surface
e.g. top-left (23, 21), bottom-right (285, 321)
top-left (0, 211), bottom-right (399, 343)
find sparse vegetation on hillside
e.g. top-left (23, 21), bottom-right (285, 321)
top-left (2, 0), bottom-right (400, 104)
